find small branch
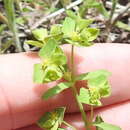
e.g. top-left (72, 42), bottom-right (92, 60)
top-left (31, 0), bottom-right (83, 30)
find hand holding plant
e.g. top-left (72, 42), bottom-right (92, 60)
top-left (1, 43), bottom-right (130, 130)
top-left (25, 10), bottom-right (121, 130)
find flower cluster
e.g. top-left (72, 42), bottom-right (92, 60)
top-left (78, 70), bottom-right (111, 106)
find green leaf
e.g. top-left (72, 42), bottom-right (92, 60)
top-left (81, 28), bottom-right (99, 42)
top-left (94, 122), bottom-right (121, 130)
top-left (75, 72), bottom-right (88, 81)
top-left (42, 64), bottom-right (63, 83)
top-left (50, 121), bottom-right (59, 130)
top-left (75, 70), bottom-right (110, 82)
top-left (76, 19), bottom-right (94, 32)
top-left (51, 54), bottom-right (67, 66)
top-left (56, 107), bottom-right (66, 125)
top-left (86, 70), bottom-right (111, 80)
top-left (82, 0), bottom-right (109, 18)
top-left (42, 82), bottom-right (72, 100)
top-left (25, 40), bottom-right (43, 48)
top-left (77, 70), bottom-right (111, 100)
top-left (33, 64), bottom-right (44, 83)
top-left (78, 87), bottom-right (102, 106)
top-left (88, 1), bottom-right (109, 18)
top-left (95, 116), bottom-right (104, 130)
top-left (50, 24), bottom-right (62, 35)
top-left (63, 72), bottom-right (72, 82)
top-left (32, 28), bottom-right (48, 41)
top-left (66, 10), bottom-right (93, 31)
top-left (37, 107), bottom-right (66, 129)
top-left (65, 39), bottom-right (92, 47)
top-left (38, 111), bottom-right (56, 129)
top-left (78, 88), bottom-right (90, 104)
top-left (58, 128), bottom-right (66, 130)
top-left (98, 82), bottom-right (111, 97)
top-left (86, 70), bottom-right (111, 97)
top-left (65, 39), bottom-right (80, 46)
top-left (95, 116), bottom-right (104, 123)
top-left (66, 10), bottom-right (77, 20)
top-left (62, 17), bottom-right (76, 37)
top-left (95, 3), bottom-right (109, 18)
top-left (71, 32), bottom-right (81, 42)
top-left (87, 28), bottom-right (99, 41)
top-left (39, 38), bottom-right (57, 58)
top-left (116, 21), bottom-right (130, 31)
top-left (50, 25), bottom-right (63, 42)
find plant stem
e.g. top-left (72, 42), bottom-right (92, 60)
top-left (63, 121), bottom-right (76, 130)
top-left (70, 45), bottom-right (90, 130)
top-left (90, 106), bottom-right (94, 123)
top-left (109, 0), bottom-right (118, 23)
top-left (106, 0), bottom-right (118, 42)
top-left (4, 0), bottom-right (23, 52)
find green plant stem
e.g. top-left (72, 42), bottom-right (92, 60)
top-left (106, 0), bottom-right (118, 42)
top-left (90, 106), bottom-right (94, 123)
top-left (109, 0), bottom-right (118, 23)
top-left (70, 45), bottom-right (90, 130)
top-left (63, 121), bottom-right (76, 130)
top-left (4, 0), bottom-right (23, 52)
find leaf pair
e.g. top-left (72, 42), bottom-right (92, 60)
top-left (38, 107), bottom-right (66, 130)
top-left (25, 28), bottom-right (48, 47)
top-left (62, 15), bottom-right (99, 47)
top-left (33, 39), bottom-right (67, 83)
top-left (78, 70), bottom-right (111, 106)
top-left (42, 82), bottom-right (73, 100)
top-left (25, 24), bottom-right (63, 48)
top-left (34, 63), bottom-right (64, 83)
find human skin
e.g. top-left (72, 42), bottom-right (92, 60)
top-left (0, 44), bottom-right (130, 130)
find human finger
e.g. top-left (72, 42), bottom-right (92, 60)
top-left (0, 44), bottom-right (130, 129)
top-left (16, 100), bottom-right (130, 130)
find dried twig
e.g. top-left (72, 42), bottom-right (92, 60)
top-left (31, 0), bottom-right (83, 30)
top-left (112, 3), bottom-right (130, 26)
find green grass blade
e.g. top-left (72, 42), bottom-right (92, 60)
top-left (4, 0), bottom-right (22, 52)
